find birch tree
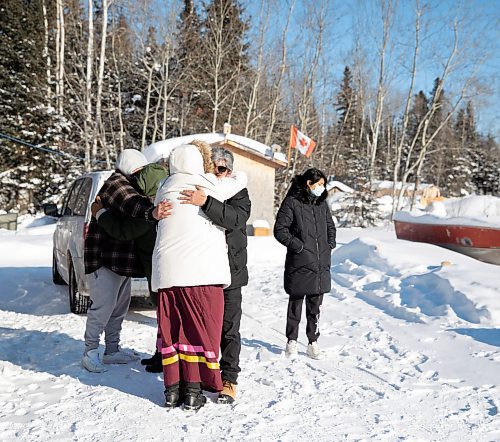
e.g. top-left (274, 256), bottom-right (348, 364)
top-left (41, 0), bottom-right (52, 105)
top-left (84, 0), bottom-right (94, 170)
top-left (276, 0), bottom-right (328, 203)
top-left (365, 0), bottom-right (394, 186)
top-left (395, 20), bottom-right (467, 211)
top-left (201, 0), bottom-right (250, 132)
top-left (55, 0), bottom-right (66, 115)
top-left (390, 0), bottom-right (421, 218)
top-left (242, 0), bottom-right (269, 138)
top-left (110, 14), bottom-right (125, 152)
top-left (264, 0), bottom-right (295, 146)
top-left (93, 0), bottom-right (111, 165)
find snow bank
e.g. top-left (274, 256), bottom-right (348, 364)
top-left (394, 195), bottom-right (500, 228)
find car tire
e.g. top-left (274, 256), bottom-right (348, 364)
top-left (68, 259), bottom-right (90, 314)
top-left (52, 251), bottom-right (66, 285)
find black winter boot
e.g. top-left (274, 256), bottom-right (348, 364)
top-left (183, 382), bottom-right (206, 411)
top-left (164, 383), bottom-right (182, 408)
top-left (141, 350), bottom-right (161, 366)
top-left (145, 354), bottom-right (163, 373)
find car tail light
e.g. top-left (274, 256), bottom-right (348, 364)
top-left (83, 222), bottom-right (89, 240)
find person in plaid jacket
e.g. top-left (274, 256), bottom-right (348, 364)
top-left (82, 149), bottom-right (157, 373)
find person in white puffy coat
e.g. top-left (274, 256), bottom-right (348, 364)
top-left (152, 142), bottom-right (247, 411)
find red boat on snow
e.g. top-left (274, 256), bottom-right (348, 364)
top-left (394, 213), bottom-right (500, 266)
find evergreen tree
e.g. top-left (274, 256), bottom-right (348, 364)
top-left (0, 0), bottom-right (70, 211)
top-left (173, 0), bottom-right (207, 134)
top-left (404, 90), bottom-right (428, 181)
top-left (107, 12), bottom-right (139, 151)
top-left (426, 77), bottom-right (453, 190)
top-left (199, 0), bottom-right (251, 132)
top-left (336, 187), bottom-right (382, 227)
top-left (334, 66), bottom-right (364, 185)
top-left (449, 102), bottom-right (475, 195)
top-left (62, 0), bottom-right (88, 154)
top-left (472, 135), bottom-right (500, 195)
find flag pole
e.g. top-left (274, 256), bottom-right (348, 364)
top-left (287, 125), bottom-right (294, 167)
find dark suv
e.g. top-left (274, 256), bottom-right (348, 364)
top-left (44, 171), bottom-right (148, 313)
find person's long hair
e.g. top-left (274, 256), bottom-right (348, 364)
top-left (297, 168), bottom-right (327, 188)
top-left (286, 168), bottom-right (328, 203)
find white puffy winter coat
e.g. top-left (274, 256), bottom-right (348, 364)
top-left (151, 144), bottom-right (247, 291)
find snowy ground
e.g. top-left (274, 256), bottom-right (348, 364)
top-left (0, 215), bottom-right (499, 441)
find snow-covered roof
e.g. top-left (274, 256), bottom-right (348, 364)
top-left (372, 180), bottom-right (435, 190)
top-left (326, 180), bottom-right (354, 193)
top-left (143, 133), bottom-right (287, 165)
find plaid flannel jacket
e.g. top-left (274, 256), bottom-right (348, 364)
top-left (84, 172), bottom-right (153, 276)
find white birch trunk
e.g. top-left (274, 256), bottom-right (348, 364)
top-left (94, 0), bottom-right (110, 163)
top-left (367, 0), bottom-right (392, 186)
top-left (141, 65), bottom-right (154, 149)
top-left (58, 0), bottom-right (65, 116)
top-left (41, 0), bottom-right (52, 105)
top-left (395, 20), bottom-right (464, 211)
top-left (84, 0), bottom-right (94, 170)
top-left (265, 0), bottom-right (295, 146)
top-left (55, 0), bottom-right (61, 108)
top-left (110, 19), bottom-right (124, 153)
top-left (243, 1), bottom-right (269, 137)
top-left (390, 0), bottom-right (421, 219)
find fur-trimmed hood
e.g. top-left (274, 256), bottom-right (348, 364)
top-left (286, 176), bottom-right (328, 205)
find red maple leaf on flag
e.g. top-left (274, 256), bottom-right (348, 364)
top-left (289, 125), bottom-right (316, 158)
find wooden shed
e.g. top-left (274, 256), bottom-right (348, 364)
top-left (143, 132), bottom-right (287, 233)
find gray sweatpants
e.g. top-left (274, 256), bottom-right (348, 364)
top-left (84, 266), bottom-right (131, 354)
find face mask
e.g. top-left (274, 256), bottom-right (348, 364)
top-left (310, 185), bottom-right (325, 197)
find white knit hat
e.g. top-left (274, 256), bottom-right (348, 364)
top-left (115, 149), bottom-right (148, 176)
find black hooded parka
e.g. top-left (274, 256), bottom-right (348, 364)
top-left (202, 188), bottom-right (251, 289)
top-left (274, 180), bottom-right (336, 296)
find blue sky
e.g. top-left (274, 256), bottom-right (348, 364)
top-left (242, 0), bottom-right (499, 139)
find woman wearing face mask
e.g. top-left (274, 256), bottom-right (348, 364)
top-left (274, 168), bottom-right (336, 359)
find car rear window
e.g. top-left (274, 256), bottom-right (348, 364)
top-left (73, 178), bottom-right (93, 216)
top-left (63, 180), bottom-right (84, 216)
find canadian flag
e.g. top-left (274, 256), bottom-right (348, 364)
top-left (289, 125), bottom-right (316, 158)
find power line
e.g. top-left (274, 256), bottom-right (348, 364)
top-left (0, 131), bottom-right (106, 164)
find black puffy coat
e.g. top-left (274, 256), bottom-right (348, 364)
top-left (274, 181), bottom-right (336, 296)
top-left (202, 188), bottom-right (251, 289)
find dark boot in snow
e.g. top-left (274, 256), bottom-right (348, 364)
top-left (183, 382), bottom-right (206, 411)
top-left (141, 350), bottom-right (161, 366)
top-left (184, 393), bottom-right (207, 411)
top-left (164, 383), bottom-right (183, 408)
top-left (145, 354), bottom-right (163, 373)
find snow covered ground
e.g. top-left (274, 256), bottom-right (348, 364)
top-left (0, 215), bottom-right (499, 441)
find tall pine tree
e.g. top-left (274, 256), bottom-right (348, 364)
top-left (0, 0), bottom-right (69, 210)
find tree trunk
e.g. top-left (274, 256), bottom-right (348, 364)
top-left (367, 0), bottom-right (392, 186)
top-left (141, 64), bottom-right (154, 149)
top-left (391, 0), bottom-right (421, 219)
top-left (110, 17), bottom-right (124, 153)
top-left (84, 0), bottom-right (94, 170)
top-left (41, 0), bottom-right (52, 105)
top-left (58, 0), bottom-right (65, 116)
top-left (94, 0), bottom-right (110, 165)
top-left (265, 0), bottom-right (295, 146)
top-left (244, 0), bottom-right (268, 138)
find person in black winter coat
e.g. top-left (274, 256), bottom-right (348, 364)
top-left (178, 146), bottom-right (251, 404)
top-left (274, 168), bottom-right (336, 359)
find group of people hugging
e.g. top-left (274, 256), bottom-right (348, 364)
top-left (80, 139), bottom-right (336, 412)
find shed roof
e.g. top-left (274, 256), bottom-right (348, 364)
top-left (326, 180), bottom-right (354, 193)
